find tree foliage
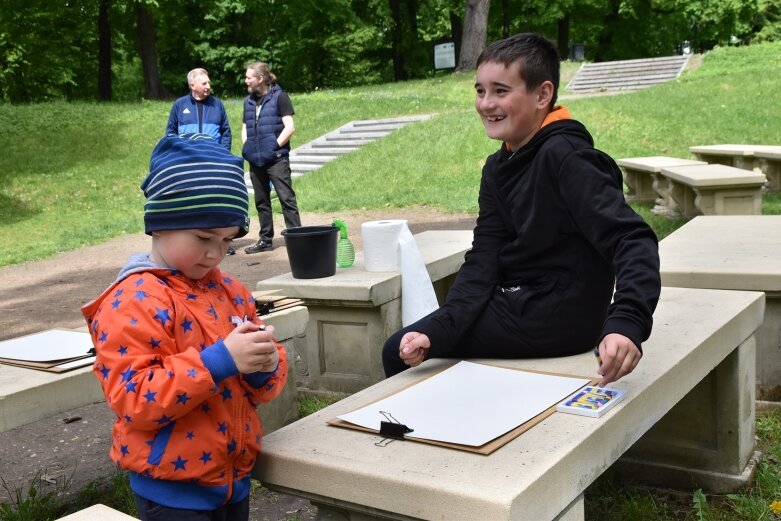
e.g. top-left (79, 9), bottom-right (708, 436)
top-left (0, 0), bottom-right (776, 103)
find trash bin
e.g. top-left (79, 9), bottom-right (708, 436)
top-left (570, 43), bottom-right (585, 61)
top-left (281, 225), bottom-right (338, 279)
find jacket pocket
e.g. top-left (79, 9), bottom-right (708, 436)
top-left (497, 275), bottom-right (559, 320)
top-left (146, 421), bottom-right (176, 466)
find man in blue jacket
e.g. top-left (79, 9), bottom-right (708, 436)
top-left (166, 68), bottom-right (232, 152)
top-left (166, 68), bottom-right (236, 254)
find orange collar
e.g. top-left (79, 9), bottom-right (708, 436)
top-left (504, 105), bottom-right (572, 152)
top-left (541, 105), bottom-right (572, 127)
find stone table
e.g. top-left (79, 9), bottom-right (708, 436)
top-left (659, 215), bottom-right (781, 401)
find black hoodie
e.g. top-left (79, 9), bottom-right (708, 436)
top-left (418, 118), bottom-right (661, 357)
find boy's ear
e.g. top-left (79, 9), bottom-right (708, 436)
top-left (536, 81), bottom-right (554, 109)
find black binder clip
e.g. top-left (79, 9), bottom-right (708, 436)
top-left (375, 411), bottom-right (413, 446)
top-left (379, 421), bottom-right (413, 440)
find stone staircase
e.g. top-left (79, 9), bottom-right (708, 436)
top-left (245, 114), bottom-right (432, 193)
top-left (565, 54), bottom-right (691, 93)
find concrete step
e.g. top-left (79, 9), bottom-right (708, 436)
top-left (306, 143), bottom-right (361, 151)
top-left (325, 131), bottom-right (389, 140)
top-left (288, 162), bottom-right (323, 172)
top-left (290, 154), bottom-right (338, 164)
top-left (292, 147), bottom-right (357, 156)
top-left (566, 54), bottom-right (690, 92)
top-left (245, 115), bottom-right (432, 194)
top-left (321, 138), bottom-right (378, 147)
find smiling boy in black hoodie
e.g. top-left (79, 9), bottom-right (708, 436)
top-left (382, 33), bottom-right (661, 386)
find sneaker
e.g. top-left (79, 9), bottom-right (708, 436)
top-left (245, 240), bottom-right (272, 254)
top-left (226, 245), bottom-right (236, 256)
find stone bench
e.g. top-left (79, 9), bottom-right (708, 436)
top-left (253, 286), bottom-right (763, 520)
top-left (0, 306), bottom-right (308, 434)
top-left (657, 163), bottom-right (766, 218)
top-left (689, 144), bottom-right (781, 175)
top-left (659, 215), bottom-right (781, 403)
top-left (256, 230), bottom-right (473, 394)
top-left (55, 504), bottom-right (137, 520)
top-left (616, 156), bottom-right (705, 204)
top-left (754, 149), bottom-right (781, 191)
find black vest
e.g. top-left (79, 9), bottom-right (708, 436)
top-left (241, 84), bottom-right (289, 167)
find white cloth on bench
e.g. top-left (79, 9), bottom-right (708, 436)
top-left (362, 220), bottom-right (438, 325)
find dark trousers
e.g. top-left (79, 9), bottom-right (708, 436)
top-left (382, 290), bottom-right (596, 377)
top-left (248, 157), bottom-right (301, 242)
top-left (134, 494), bottom-right (249, 521)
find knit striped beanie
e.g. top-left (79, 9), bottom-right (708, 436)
top-left (142, 134), bottom-right (250, 237)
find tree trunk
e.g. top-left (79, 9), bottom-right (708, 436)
top-left (388, 0), bottom-right (408, 81)
top-left (449, 10), bottom-right (463, 61)
top-left (98, 0), bottom-right (112, 101)
top-left (456, 0), bottom-right (491, 72)
top-left (502, 0), bottom-right (510, 38)
top-left (135, 2), bottom-right (170, 99)
top-left (557, 14), bottom-right (570, 61)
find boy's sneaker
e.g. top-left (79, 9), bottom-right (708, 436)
top-left (245, 240), bottom-right (272, 254)
top-left (226, 245), bottom-right (236, 256)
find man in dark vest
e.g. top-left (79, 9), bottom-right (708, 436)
top-left (241, 61), bottom-right (301, 254)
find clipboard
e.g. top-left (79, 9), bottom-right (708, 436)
top-left (328, 361), bottom-right (597, 455)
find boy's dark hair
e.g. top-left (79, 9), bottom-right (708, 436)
top-left (476, 33), bottom-right (560, 108)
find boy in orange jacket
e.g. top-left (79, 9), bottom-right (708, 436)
top-left (82, 133), bottom-right (288, 520)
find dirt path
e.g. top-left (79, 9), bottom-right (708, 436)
top-left (0, 207), bottom-right (475, 342)
top-left (0, 207), bottom-right (475, 519)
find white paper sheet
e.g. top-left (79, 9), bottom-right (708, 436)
top-left (0, 329), bottom-right (93, 362)
top-left (337, 361), bottom-right (590, 447)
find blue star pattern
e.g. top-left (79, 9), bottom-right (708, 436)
top-left (85, 269), bottom-right (287, 501)
top-left (153, 307), bottom-right (172, 327)
top-left (120, 367), bottom-right (137, 383)
top-left (172, 456), bottom-right (187, 471)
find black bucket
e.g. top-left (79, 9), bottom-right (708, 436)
top-left (281, 225), bottom-right (338, 279)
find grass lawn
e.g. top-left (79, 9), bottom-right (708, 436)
top-left (2, 42), bottom-right (781, 520)
top-left (1, 42), bottom-right (780, 266)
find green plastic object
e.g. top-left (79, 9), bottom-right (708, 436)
top-left (333, 219), bottom-right (355, 268)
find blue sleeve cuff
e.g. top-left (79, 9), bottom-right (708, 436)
top-left (200, 339), bottom-right (239, 384)
top-left (243, 364), bottom-right (279, 388)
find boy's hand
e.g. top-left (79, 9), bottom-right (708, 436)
top-left (399, 332), bottom-right (431, 368)
top-left (224, 322), bottom-right (279, 374)
top-left (596, 333), bottom-right (642, 386)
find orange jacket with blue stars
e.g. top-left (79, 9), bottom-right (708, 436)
top-left (81, 254), bottom-right (288, 510)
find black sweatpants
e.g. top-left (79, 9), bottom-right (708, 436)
top-left (381, 287), bottom-right (599, 377)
